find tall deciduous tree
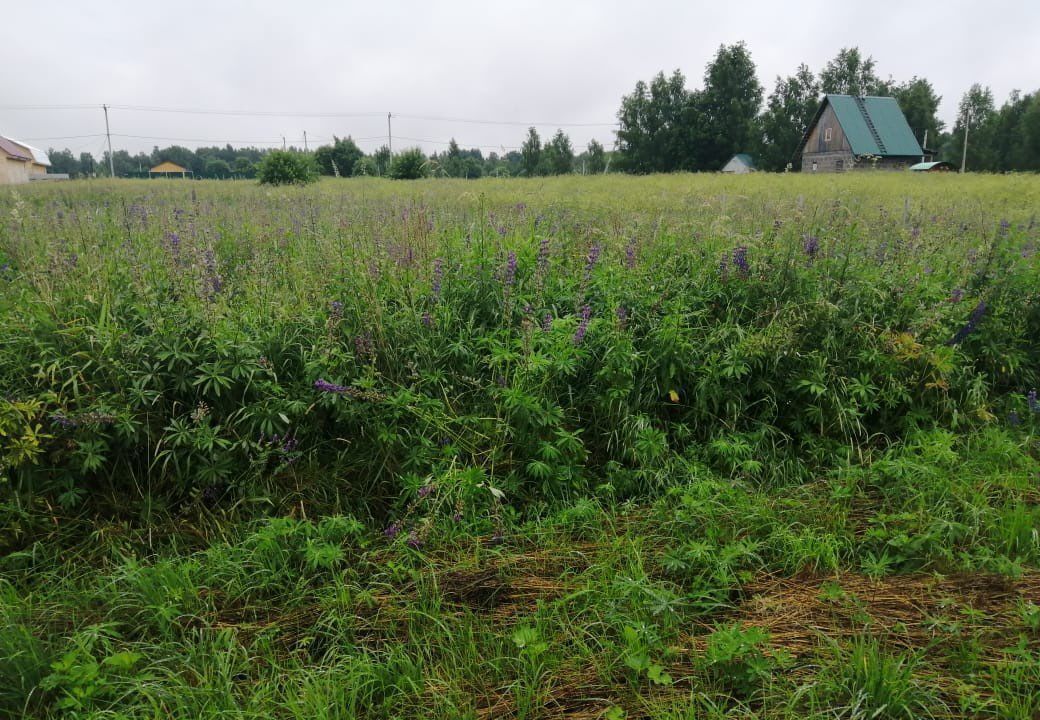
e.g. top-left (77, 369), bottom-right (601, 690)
top-left (314, 136), bottom-right (363, 177)
top-left (540, 129), bottom-right (574, 175)
top-left (583, 139), bottom-right (606, 174)
top-left (520, 127), bottom-right (542, 176)
top-left (756, 64), bottom-right (820, 171)
top-left (697, 42), bottom-right (763, 170)
top-left (894, 77), bottom-right (943, 149)
top-left (820, 47), bottom-right (892, 96)
top-left (946, 83), bottom-right (997, 170)
top-left (615, 70), bottom-right (694, 173)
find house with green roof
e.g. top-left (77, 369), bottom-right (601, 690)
top-left (797, 95), bottom-right (924, 172)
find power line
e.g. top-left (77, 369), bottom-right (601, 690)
top-left (1, 103), bottom-right (618, 127)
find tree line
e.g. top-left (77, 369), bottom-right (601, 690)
top-left (46, 44), bottom-right (1040, 177)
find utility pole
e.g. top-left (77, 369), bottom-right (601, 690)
top-left (921, 129), bottom-right (928, 163)
top-left (387, 112), bottom-right (392, 156)
top-left (282, 135), bottom-right (286, 151)
top-left (960, 113), bottom-right (970, 174)
top-left (102, 104), bottom-right (115, 177)
top-left (303, 131), bottom-right (308, 151)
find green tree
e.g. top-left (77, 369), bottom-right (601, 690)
top-left (820, 48), bottom-right (892, 96)
top-left (616, 70), bottom-right (696, 173)
top-left (314, 136), bottom-right (364, 177)
top-left (78, 152), bottom-right (95, 176)
top-left (757, 64), bottom-right (820, 171)
top-left (389, 147), bottom-right (428, 179)
top-left (894, 77), bottom-right (943, 150)
top-left (1019, 92), bottom-right (1040, 170)
top-left (582, 139), bottom-right (606, 174)
top-left (46, 148), bottom-right (80, 178)
top-left (520, 127), bottom-right (542, 176)
top-left (945, 84), bottom-right (997, 171)
top-left (204, 158), bottom-right (231, 179)
top-left (540, 129), bottom-right (574, 175)
top-left (233, 157), bottom-right (255, 178)
top-left (257, 150), bottom-right (319, 185)
top-left (698, 42), bottom-right (763, 170)
top-left (372, 146), bottom-right (391, 176)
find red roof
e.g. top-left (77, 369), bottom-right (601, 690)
top-left (0, 136), bottom-right (32, 162)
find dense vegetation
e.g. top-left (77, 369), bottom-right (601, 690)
top-left (44, 45), bottom-right (1040, 180)
top-left (1, 174), bottom-right (1039, 718)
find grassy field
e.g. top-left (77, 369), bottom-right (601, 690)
top-left (1, 173), bottom-right (1039, 718)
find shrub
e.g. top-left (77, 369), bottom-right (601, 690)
top-left (257, 150), bottom-right (319, 185)
top-left (389, 148), bottom-right (428, 179)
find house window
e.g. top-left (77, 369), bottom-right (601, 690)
top-left (824, 127), bottom-right (833, 142)
top-left (835, 159), bottom-right (844, 172)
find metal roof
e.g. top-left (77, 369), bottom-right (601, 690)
top-left (800, 95), bottom-right (924, 158)
top-left (909, 161), bottom-right (955, 171)
top-left (732, 153), bottom-right (755, 166)
top-left (9, 140), bottom-right (50, 166)
top-left (0, 136), bottom-right (32, 162)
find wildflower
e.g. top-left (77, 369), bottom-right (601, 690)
top-left (452, 512), bottom-right (463, 523)
top-left (1009, 411), bottom-right (1021, 426)
top-left (421, 311), bottom-right (433, 327)
top-left (384, 522), bottom-right (402, 539)
top-left (50, 413), bottom-right (78, 429)
top-left (616, 306), bottom-right (628, 328)
top-left (732, 246), bottom-right (749, 275)
top-left (803, 235), bottom-right (820, 261)
top-left (537, 237), bottom-right (551, 275)
top-left (624, 239), bottom-right (637, 269)
top-left (431, 258), bottom-right (443, 299)
top-left (202, 249), bottom-right (222, 298)
top-left (946, 300), bottom-right (987, 345)
top-left (999, 219), bottom-right (1011, 236)
top-left (314, 378), bottom-right (349, 394)
top-left (950, 288), bottom-right (964, 303)
top-left (542, 313), bottom-right (553, 332)
top-left (573, 305), bottom-right (591, 345)
top-left (585, 244), bottom-right (601, 277)
top-left (418, 484), bottom-right (434, 499)
top-left (503, 251), bottom-right (517, 287)
top-left (406, 532), bottom-right (424, 549)
top-left (1029, 389), bottom-right (1038, 414)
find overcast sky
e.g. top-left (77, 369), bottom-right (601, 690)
top-left (2, 0), bottom-right (1038, 158)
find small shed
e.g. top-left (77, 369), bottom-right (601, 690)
top-left (909, 161), bottom-right (955, 172)
top-left (721, 153), bottom-right (756, 174)
top-left (149, 161), bottom-right (193, 178)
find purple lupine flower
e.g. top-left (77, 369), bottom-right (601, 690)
top-left (999, 219), bottom-right (1011, 236)
top-left (354, 332), bottom-right (374, 360)
top-left (421, 311), bottom-right (433, 327)
top-left (203, 249), bottom-right (223, 298)
top-left (50, 413), bottom-right (78, 429)
top-left (406, 532), bottom-right (424, 549)
top-left (910, 226), bottom-right (921, 240)
top-left (947, 300), bottom-right (987, 345)
top-left (384, 522), bottom-right (402, 539)
top-left (616, 306), bottom-right (628, 329)
top-left (573, 305), bottom-right (592, 345)
top-left (431, 258), bottom-right (444, 299)
top-left (624, 239), bottom-right (637, 269)
top-left (165, 232), bottom-right (181, 261)
top-left (330, 300), bottom-right (344, 318)
top-left (718, 251), bottom-right (729, 276)
top-left (314, 378), bottom-right (350, 394)
top-left (537, 237), bottom-right (551, 276)
top-left (585, 244), bottom-right (601, 277)
top-left (542, 313), bottom-right (553, 332)
top-left (732, 246), bottom-right (749, 275)
top-left (950, 288), bottom-right (964, 303)
top-left (418, 484), bottom-right (434, 498)
top-left (504, 251), bottom-right (517, 287)
top-left (803, 235), bottom-right (820, 260)
top-left (1028, 389), bottom-right (1038, 413)
top-left (452, 512), bottom-right (463, 523)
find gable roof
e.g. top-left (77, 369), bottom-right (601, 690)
top-left (0, 136), bottom-right (32, 162)
top-left (732, 153), bottom-right (754, 166)
top-left (150, 160), bottom-right (189, 173)
top-left (9, 140), bottom-right (50, 166)
top-left (799, 95), bottom-right (924, 158)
